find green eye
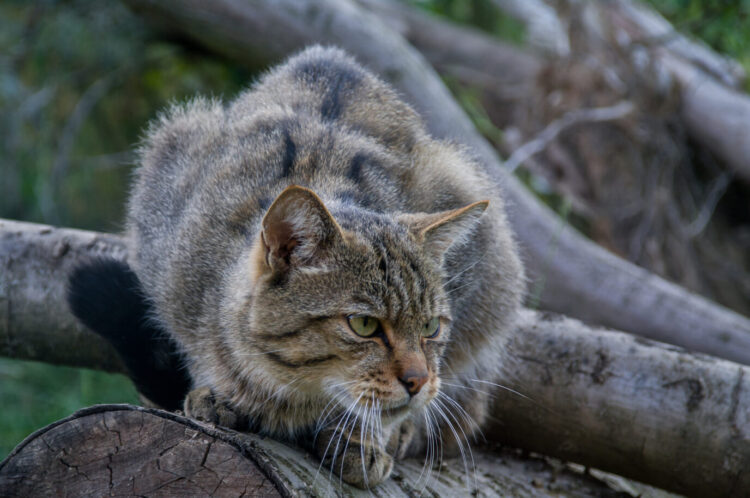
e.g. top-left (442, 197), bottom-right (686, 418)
top-left (422, 317), bottom-right (440, 338)
top-left (347, 315), bottom-right (380, 337)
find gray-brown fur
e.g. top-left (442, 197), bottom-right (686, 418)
top-left (128, 46), bottom-right (524, 488)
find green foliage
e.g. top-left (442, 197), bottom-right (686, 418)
top-left (645, 0), bottom-right (750, 88)
top-left (407, 0), bottom-right (526, 45)
top-left (0, 0), bottom-right (250, 231)
top-left (0, 358), bottom-right (139, 459)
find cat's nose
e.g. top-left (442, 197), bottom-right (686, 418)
top-left (398, 368), bottom-right (428, 397)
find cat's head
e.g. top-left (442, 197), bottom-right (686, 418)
top-left (237, 185), bottom-right (487, 428)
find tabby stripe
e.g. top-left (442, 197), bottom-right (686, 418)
top-left (321, 66), bottom-right (361, 121)
top-left (347, 152), bottom-right (368, 183)
top-left (257, 328), bottom-right (304, 341)
top-left (279, 127), bottom-right (297, 178)
top-left (267, 352), bottom-right (338, 368)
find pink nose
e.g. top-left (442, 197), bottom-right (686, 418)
top-left (399, 368), bottom-right (428, 396)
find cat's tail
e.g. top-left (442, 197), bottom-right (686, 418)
top-left (66, 258), bottom-right (190, 411)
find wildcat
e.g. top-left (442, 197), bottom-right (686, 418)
top-left (68, 46), bottom-right (524, 488)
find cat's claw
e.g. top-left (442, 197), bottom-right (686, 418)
top-left (184, 386), bottom-right (242, 429)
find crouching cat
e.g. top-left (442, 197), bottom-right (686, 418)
top-left (68, 46), bottom-right (524, 488)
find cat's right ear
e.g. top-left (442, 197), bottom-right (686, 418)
top-left (260, 185), bottom-right (344, 272)
top-left (399, 201), bottom-right (489, 264)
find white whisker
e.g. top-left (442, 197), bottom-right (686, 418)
top-left (328, 392), bottom-right (363, 484)
top-left (438, 391), bottom-right (486, 445)
top-left (432, 397), bottom-right (476, 491)
top-left (313, 392), bottom-right (363, 487)
top-left (470, 379), bottom-right (535, 403)
top-left (440, 380), bottom-right (493, 397)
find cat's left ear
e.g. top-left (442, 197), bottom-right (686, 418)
top-left (260, 185), bottom-right (344, 272)
top-left (400, 201), bottom-right (489, 263)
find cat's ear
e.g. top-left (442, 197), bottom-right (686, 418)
top-left (260, 185), bottom-right (343, 271)
top-left (401, 201), bottom-right (489, 262)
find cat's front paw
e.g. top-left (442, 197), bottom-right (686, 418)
top-left (184, 386), bottom-right (242, 429)
top-left (386, 418), bottom-right (416, 460)
top-left (316, 427), bottom-right (393, 488)
top-left (337, 441), bottom-right (393, 489)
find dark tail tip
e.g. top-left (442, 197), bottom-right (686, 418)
top-left (67, 258), bottom-right (190, 411)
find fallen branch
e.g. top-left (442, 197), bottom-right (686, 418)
top-left (496, 310), bottom-right (750, 497)
top-left (591, 1), bottom-right (750, 184)
top-left (0, 219), bottom-right (124, 372)
top-left (609, 0), bottom-right (745, 88)
top-left (2, 218), bottom-right (749, 495)
top-left (122, 0), bottom-right (750, 366)
top-left (503, 101), bottom-right (634, 172)
top-left (491, 0), bottom-right (570, 56)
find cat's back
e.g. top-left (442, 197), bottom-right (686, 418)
top-left (130, 47), bottom-right (421, 238)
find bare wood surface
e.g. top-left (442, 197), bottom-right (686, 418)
top-left (0, 219), bottom-right (124, 372)
top-left (0, 404), bottom-right (638, 497)
top-left (492, 310), bottom-right (750, 497)
top-left (122, 0), bottom-right (750, 366)
top-left (2, 218), bottom-right (749, 495)
top-left (0, 405), bottom-right (282, 497)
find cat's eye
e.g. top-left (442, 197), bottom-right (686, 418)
top-left (347, 315), bottom-right (380, 337)
top-left (422, 317), bottom-right (440, 338)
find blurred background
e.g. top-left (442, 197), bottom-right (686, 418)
top-left (1, 0), bottom-right (749, 459)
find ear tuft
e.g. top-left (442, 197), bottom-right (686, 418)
top-left (401, 201), bottom-right (489, 263)
top-left (261, 186), bottom-right (342, 271)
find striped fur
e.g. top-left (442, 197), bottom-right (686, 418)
top-left (128, 46), bottom-right (524, 488)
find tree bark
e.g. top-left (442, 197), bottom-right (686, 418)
top-left (0, 404), bottom-right (651, 497)
top-left (121, 0), bottom-right (750, 366)
top-left (2, 218), bottom-right (750, 496)
top-left (497, 310), bottom-right (750, 497)
top-left (0, 219), bottom-right (124, 372)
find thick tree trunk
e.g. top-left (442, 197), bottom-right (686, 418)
top-left (499, 310), bottom-right (750, 497)
top-left (2, 218), bottom-right (749, 495)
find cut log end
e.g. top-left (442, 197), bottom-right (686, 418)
top-left (0, 405), bottom-right (281, 497)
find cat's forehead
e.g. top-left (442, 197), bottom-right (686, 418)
top-left (333, 214), bottom-right (445, 321)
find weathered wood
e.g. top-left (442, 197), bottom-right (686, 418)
top-left (0, 405), bottom-right (282, 497)
top-left (0, 219), bottom-right (124, 373)
top-left (2, 218), bottom-right (748, 495)
top-left (0, 404), bottom-right (657, 497)
top-left (121, 0), bottom-right (750, 367)
top-left (491, 310), bottom-right (750, 497)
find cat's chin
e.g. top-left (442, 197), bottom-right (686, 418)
top-left (380, 400), bottom-right (418, 424)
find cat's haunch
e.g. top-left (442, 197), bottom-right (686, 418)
top-left (71, 45), bottom-right (525, 489)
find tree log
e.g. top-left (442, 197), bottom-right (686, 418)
top-left (0, 404), bottom-right (647, 497)
top-left (121, 0), bottom-right (750, 366)
top-left (499, 310), bottom-right (750, 497)
top-left (0, 219), bottom-right (124, 372)
top-left (2, 217), bottom-right (750, 495)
